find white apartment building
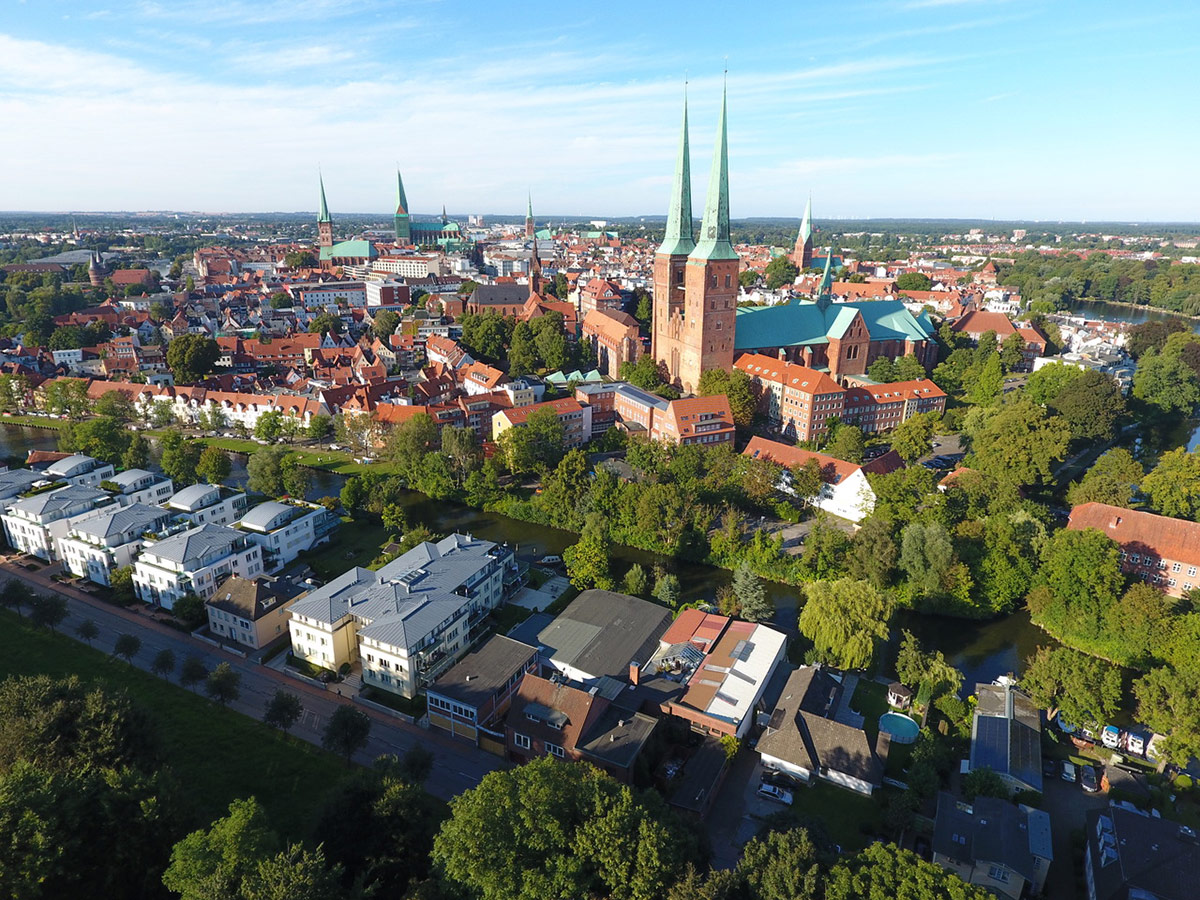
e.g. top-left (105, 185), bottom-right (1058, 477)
top-left (163, 483), bottom-right (249, 527)
top-left (58, 503), bottom-right (173, 586)
top-left (1, 485), bottom-right (114, 561)
top-left (293, 282), bottom-right (367, 308)
top-left (101, 468), bottom-right (175, 507)
top-left (39, 454), bottom-right (116, 487)
top-left (233, 500), bottom-right (339, 571)
top-left (372, 255), bottom-right (439, 278)
top-left (132, 523), bottom-right (264, 610)
top-left (288, 534), bottom-right (514, 695)
top-left (0, 469), bottom-right (44, 503)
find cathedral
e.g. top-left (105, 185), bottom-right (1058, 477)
top-left (651, 88), bottom-right (938, 392)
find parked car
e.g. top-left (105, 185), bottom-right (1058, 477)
top-left (1102, 725), bottom-right (1123, 750)
top-left (1081, 765), bottom-right (1100, 793)
top-left (537, 555), bottom-right (563, 566)
top-left (763, 768), bottom-right (804, 790)
top-left (1126, 732), bottom-right (1146, 756)
top-left (757, 782), bottom-right (793, 805)
top-left (1043, 759), bottom-right (1059, 778)
top-left (1061, 762), bottom-right (1078, 783)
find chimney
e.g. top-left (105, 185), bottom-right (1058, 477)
top-left (628, 661), bottom-right (640, 686)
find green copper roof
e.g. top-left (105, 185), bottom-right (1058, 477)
top-left (526, 192), bottom-right (533, 221)
top-left (395, 170), bottom-right (408, 215)
top-left (734, 298), bottom-right (935, 352)
top-left (317, 175), bottom-right (331, 224)
top-left (816, 249), bottom-right (834, 309)
top-left (798, 195), bottom-right (812, 246)
top-left (690, 82), bottom-right (737, 262)
top-left (657, 93), bottom-right (694, 257)
top-left (318, 239), bottom-right (375, 261)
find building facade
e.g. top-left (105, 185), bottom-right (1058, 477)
top-left (132, 523), bottom-right (263, 610)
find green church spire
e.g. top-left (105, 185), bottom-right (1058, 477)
top-left (798, 194), bottom-right (812, 246)
top-left (317, 174), bottom-right (331, 224)
top-left (657, 89), bottom-right (694, 257)
top-left (816, 246), bottom-right (835, 311)
top-left (394, 168), bottom-right (411, 243)
top-left (690, 78), bottom-right (737, 262)
top-left (527, 191), bottom-right (533, 220)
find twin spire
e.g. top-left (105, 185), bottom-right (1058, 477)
top-left (317, 174), bottom-right (331, 224)
top-left (657, 78), bottom-right (736, 262)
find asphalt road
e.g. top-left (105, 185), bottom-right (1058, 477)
top-left (1, 560), bottom-right (505, 800)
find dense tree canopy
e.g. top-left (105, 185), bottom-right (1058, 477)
top-left (166, 334), bottom-right (220, 384)
top-left (799, 578), bottom-right (892, 670)
top-left (1021, 645), bottom-right (1122, 727)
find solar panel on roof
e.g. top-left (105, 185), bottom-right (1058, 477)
top-left (974, 716), bottom-right (1008, 773)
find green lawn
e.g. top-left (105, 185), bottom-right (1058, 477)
top-left (0, 414), bottom-right (66, 430)
top-left (786, 780), bottom-right (887, 851)
top-left (0, 610), bottom-right (350, 837)
top-left (849, 679), bottom-right (889, 742)
top-left (301, 517), bottom-right (391, 579)
top-left (490, 603), bottom-right (533, 635)
top-left (182, 435), bottom-right (400, 478)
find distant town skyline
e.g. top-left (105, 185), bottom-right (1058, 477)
top-left (2, 0), bottom-right (1198, 220)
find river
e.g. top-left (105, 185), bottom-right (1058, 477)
top-left (0, 423), bottom-right (1053, 688)
top-left (1062, 298), bottom-right (1200, 333)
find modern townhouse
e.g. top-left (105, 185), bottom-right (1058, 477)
top-left (99, 468), bottom-right (175, 507)
top-left (0, 468), bottom-right (44, 503)
top-left (132, 523), bottom-right (264, 610)
top-left (0, 485), bottom-right (115, 561)
top-left (35, 453), bottom-right (116, 488)
top-left (233, 500), bottom-right (339, 571)
top-left (163, 483), bottom-right (249, 527)
top-left (287, 533), bottom-right (514, 696)
top-left (58, 502), bottom-right (173, 586)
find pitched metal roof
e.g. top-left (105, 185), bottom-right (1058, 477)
top-left (70, 502), bottom-right (169, 541)
top-left (143, 523), bottom-right (244, 565)
top-left (734, 298), bottom-right (935, 352)
top-left (167, 483), bottom-right (221, 512)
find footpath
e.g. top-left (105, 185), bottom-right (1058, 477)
top-left (0, 558), bottom-right (505, 800)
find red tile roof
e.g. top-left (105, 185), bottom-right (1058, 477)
top-left (742, 436), bottom-right (860, 484)
top-left (734, 353), bottom-right (841, 396)
top-left (1067, 502), bottom-right (1200, 566)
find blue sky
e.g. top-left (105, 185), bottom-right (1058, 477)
top-left (1, 0), bottom-right (1198, 220)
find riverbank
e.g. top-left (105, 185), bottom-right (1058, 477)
top-left (0, 413), bottom-right (66, 430)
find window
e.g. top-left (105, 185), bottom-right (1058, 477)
top-left (514, 733), bottom-right (531, 750)
top-left (546, 742), bottom-right (565, 758)
top-left (987, 866), bottom-right (1010, 884)
top-left (1173, 563), bottom-right (1182, 572)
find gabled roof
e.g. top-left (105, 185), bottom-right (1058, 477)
top-left (1068, 502), bottom-right (1200, 566)
top-left (970, 682), bottom-right (1042, 791)
top-left (7, 484), bottom-right (109, 518)
top-left (69, 502), bottom-right (170, 542)
top-left (734, 298), bottom-right (934, 352)
top-left (207, 574), bottom-right (307, 621)
top-left (933, 792), bottom-right (1051, 881)
top-left (743, 436), bottom-right (861, 485)
top-left (143, 523), bottom-right (244, 565)
top-left (537, 589), bottom-right (672, 680)
top-left (951, 309), bottom-right (1017, 337)
top-left (734, 353), bottom-right (842, 395)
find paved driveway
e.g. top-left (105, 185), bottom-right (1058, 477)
top-left (1041, 770), bottom-right (1110, 899)
top-left (0, 560), bottom-right (505, 801)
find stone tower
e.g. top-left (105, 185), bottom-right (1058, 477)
top-left (317, 175), bottom-right (333, 249)
top-left (651, 92), bottom-right (695, 386)
top-left (394, 169), bottom-right (411, 244)
top-left (656, 83), bottom-right (737, 395)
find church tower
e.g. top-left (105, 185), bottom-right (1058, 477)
top-left (815, 247), bottom-right (834, 312)
top-left (394, 169), bottom-right (411, 244)
top-left (529, 227), bottom-right (543, 298)
top-left (525, 192), bottom-right (535, 238)
top-left (317, 175), bottom-right (333, 249)
top-left (792, 195), bottom-right (814, 269)
top-left (651, 92), bottom-right (695, 385)
top-left (674, 81), bottom-right (738, 394)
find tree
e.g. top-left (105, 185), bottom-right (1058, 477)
top-left (1127, 319), bottom-right (1190, 359)
top-left (284, 250), bottom-right (318, 269)
top-left (999, 332), bottom-right (1026, 373)
top-left (732, 562), bottom-right (772, 621)
top-left (967, 353), bottom-right (1004, 406)
top-left (205, 662), bottom-right (241, 706)
top-left (162, 797), bottom-right (280, 900)
top-left (1067, 447), bottom-right (1143, 508)
top-left (28, 594), bottom-right (67, 633)
top-left (799, 578), bottom-right (892, 670)
top-left (180, 656), bottom-right (207, 693)
top-left (166, 334), bottom-right (220, 384)
top-left (372, 309), bottom-right (401, 340)
top-left (1140, 448), bottom-right (1200, 520)
top-left (113, 633), bottom-right (141, 664)
top-left (622, 564), bottom-right (649, 598)
top-left (867, 356), bottom-right (896, 383)
top-left (60, 415), bottom-right (131, 465)
top-left (263, 690), bottom-right (303, 736)
top-left (696, 368), bottom-right (756, 428)
top-left (254, 410), bottom-right (284, 442)
top-left (441, 425), bottom-right (482, 484)
top-left (1049, 368), bottom-right (1125, 441)
top-left (563, 533), bottom-right (613, 591)
top-left (323, 705), bottom-right (372, 764)
top-left (75, 619), bottom-right (99, 646)
top-left (247, 445), bottom-right (288, 496)
top-left (109, 565), bottom-right (136, 605)
top-left (1030, 528), bottom-right (1124, 643)
top-left (848, 515), bottom-right (898, 589)
top-left (122, 433), bottom-right (150, 470)
top-left (895, 271), bottom-right (932, 292)
top-left (1025, 361), bottom-right (1083, 405)
top-left (1133, 336), bottom-right (1200, 415)
top-left (308, 312), bottom-right (343, 335)
top-left (789, 458), bottom-right (824, 504)
top-left (196, 445), bottom-right (232, 485)
top-left (280, 453), bottom-right (312, 498)
top-left (152, 648), bottom-right (176, 679)
top-left (499, 407), bottom-right (565, 475)
top-left (93, 389), bottom-right (135, 421)
top-left (1134, 665), bottom-right (1200, 766)
top-left (899, 521), bottom-right (955, 600)
top-left (653, 572), bottom-right (681, 609)
top-left (158, 429), bottom-right (203, 486)
top-left (307, 414), bottom-right (333, 441)
top-left (824, 424), bottom-right (864, 464)
top-left (764, 255), bottom-right (799, 290)
top-left (737, 827), bottom-right (822, 900)
top-left (890, 411), bottom-right (939, 462)
top-left (171, 592), bottom-right (207, 630)
top-left (894, 353), bottom-right (926, 381)
top-left (1021, 645), bottom-right (1121, 727)
top-left (826, 842), bottom-right (994, 900)
top-left (894, 630), bottom-right (962, 698)
top-left (432, 756), bottom-right (699, 900)
top-left (968, 395), bottom-right (1069, 486)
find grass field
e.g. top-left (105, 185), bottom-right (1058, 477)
top-left (0, 610), bottom-right (350, 837)
top-left (181, 434), bottom-right (400, 478)
top-left (0, 414), bottom-right (66, 430)
top-left (301, 517), bottom-right (392, 579)
top-left (849, 679), bottom-right (889, 742)
top-left (786, 780), bottom-right (887, 851)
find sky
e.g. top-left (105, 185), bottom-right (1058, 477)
top-left (1, 0), bottom-right (1198, 221)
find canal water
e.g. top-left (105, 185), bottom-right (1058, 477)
top-left (0, 423), bottom-right (1055, 687)
top-left (1062, 298), bottom-right (1200, 332)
